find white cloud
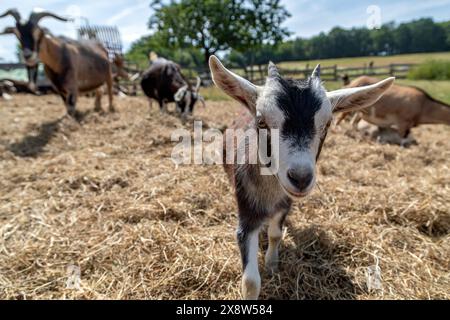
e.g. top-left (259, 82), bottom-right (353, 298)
top-left (106, 1), bottom-right (149, 25)
top-left (281, 0), bottom-right (450, 37)
top-left (1, 0), bottom-right (450, 62)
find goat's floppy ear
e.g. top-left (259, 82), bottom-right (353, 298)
top-left (209, 55), bottom-right (259, 114)
top-left (327, 77), bottom-right (395, 113)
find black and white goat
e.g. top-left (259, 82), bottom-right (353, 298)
top-left (209, 56), bottom-right (394, 300)
top-left (140, 57), bottom-right (205, 117)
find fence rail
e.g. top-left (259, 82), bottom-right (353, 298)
top-left (0, 63), bottom-right (26, 71)
top-left (1, 62), bottom-right (417, 94)
top-left (244, 63), bottom-right (415, 84)
top-left (184, 62), bottom-right (416, 86)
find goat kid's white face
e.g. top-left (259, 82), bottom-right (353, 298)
top-left (209, 55), bottom-right (394, 198)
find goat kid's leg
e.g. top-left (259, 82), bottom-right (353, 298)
top-left (265, 211), bottom-right (288, 273)
top-left (237, 222), bottom-right (262, 300)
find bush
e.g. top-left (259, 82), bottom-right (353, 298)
top-left (408, 60), bottom-right (450, 80)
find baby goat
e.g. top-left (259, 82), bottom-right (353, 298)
top-left (209, 56), bottom-right (394, 300)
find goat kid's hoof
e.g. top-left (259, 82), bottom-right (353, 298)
top-left (242, 277), bottom-right (261, 300)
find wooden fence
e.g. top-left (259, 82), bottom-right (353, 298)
top-left (231, 63), bottom-right (414, 85)
top-left (1, 61), bottom-right (416, 94)
top-left (0, 63), bottom-right (26, 70)
top-left (120, 61), bottom-right (415, 94)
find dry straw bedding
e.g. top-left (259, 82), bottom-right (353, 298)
top-left (0, 94), bottom-right (448, 300)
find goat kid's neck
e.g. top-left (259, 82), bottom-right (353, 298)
top-left (236, 163), bottom-right (288, 213)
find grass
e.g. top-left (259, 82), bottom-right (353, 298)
top-left (397, 80), bottom-right (450, 103)
top-left (199, 86), bottom-right (231, 101)
top-left (324, 80), bottom-right (450, 104)
top-left (201, 80), bottom-right (450, 104)
top-left (408, 60), bottom-right (450, 80)
top-left (203, 52), bottom-right (450, 104)
top-left (278, 52), bottom-right (450, 69)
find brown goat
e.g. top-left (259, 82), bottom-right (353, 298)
top-left (337, 75), bottom-right (450, 144)
top-left (0, 9), bottom-right (116, 117)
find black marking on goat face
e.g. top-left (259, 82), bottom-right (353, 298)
top-left (16, 22), bottom-right (42, 62)
top-left (273, 77), bottom-right (323, 150)
top-left (177, 91), bottom-right (199, 114)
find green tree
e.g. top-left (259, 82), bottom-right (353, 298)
top-left (440, 21), bottom-right (450, 49)
top-left (149, 0), bottom-right (290, 67)
top-left (408, 19), bottom-right (447, 53)
top-left (126, 33), bottom-right (203, 69)
top-left (370, 23), bottom-right (395, 55)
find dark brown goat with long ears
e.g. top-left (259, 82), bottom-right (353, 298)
top-left (0, 8), bottom-right (117, 116)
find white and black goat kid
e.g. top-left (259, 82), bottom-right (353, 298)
top-left (209, 55), bottom-right (394, 300)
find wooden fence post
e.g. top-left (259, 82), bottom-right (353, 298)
top-left (258, 64), bottom-right (264, 84)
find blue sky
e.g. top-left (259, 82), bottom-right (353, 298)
top-left (1, 0), bottom-right (450, 62)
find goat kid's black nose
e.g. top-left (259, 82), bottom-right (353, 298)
top-left (287, 167), bottom-right (313, 191)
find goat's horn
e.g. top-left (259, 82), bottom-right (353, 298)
top-left (174, 85), bottom-right (188, 102)
top-left (0, 9), bottom-right (21, 23)
top-left (29, 11), bottom-right (69, 25)
top-left (0, 27), bottom-right (17, 35)
top-left (195, 76), bottom-right (201, 92)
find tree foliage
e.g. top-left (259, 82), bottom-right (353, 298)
top-left (227, 18), bottom-right (450, 67)
top-left (127, 6), bottom-right (450, 69)
top-left (128, 0), bottom-right (290, 67)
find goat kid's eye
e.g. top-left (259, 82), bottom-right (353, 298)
top-left (257, 118), bottom-right (268, 129)
top-left (256, 112), bottom-right (268, 129)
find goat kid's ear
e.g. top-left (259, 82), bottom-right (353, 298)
top-left (311, 64), bottom-right (321, 79)
top-left (209, 55), bottom-right (259, 114)
top-left (327, 77), bottom-right (395, 113)
top-left (268, 61), bottom-right (280, 78)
